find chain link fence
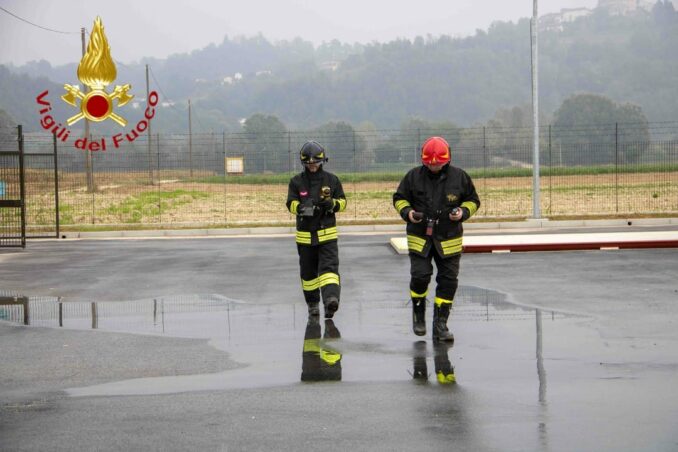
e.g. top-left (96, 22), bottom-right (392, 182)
top-left (8, 122), bottom-right (678, 231)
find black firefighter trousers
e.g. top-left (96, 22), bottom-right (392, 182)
top-left (409, 245), bottom-right (461, 304)
top-left (297, 240), bottom-right (340, 306)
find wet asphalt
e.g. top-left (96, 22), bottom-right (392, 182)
top-left (1, 235), bottom-right (677, 451)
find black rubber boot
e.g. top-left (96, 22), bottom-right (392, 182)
top-left (324, 319), bottom-right (341, 339)
top-left (433, 342), bottom-right (456, 384)
top-left (412, 340), bottom-right (428, 381)
top-left (432, 303), bottom-right (454, 343)
top-left (324, 296), bottom-right (339, 319)
top-left (412, 297), bottom-right (426, 336)
top-left (307, 301), bottom-right (320, 317)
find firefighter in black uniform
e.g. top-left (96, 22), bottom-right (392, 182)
top-left (393, 136), bottom-right (480, 342)
top-left (411, 341), bottom-right (456, 384)
top-left (287, 141), bottom-right (347, 318)
top-left (301, 317), bottom-right (342, 382)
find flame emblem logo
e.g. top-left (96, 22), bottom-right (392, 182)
top-left (61, 17), bottom-right (133, 126)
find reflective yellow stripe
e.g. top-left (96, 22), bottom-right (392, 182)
top-left (320, 349), bottom-right (342, 365)
top-left (440, 237), bottom-right (463, 256)
top-left (461, 201), bottom-right (478, 217)
top-left (394, 200), bottom-right (411, 213)
top-left (410, 290), bottom-right (428, 298)
top-left (290, 200), bottom-right (300, 214)
top-left (437, 371), bottom-right (456, 384)
top-left (318, 234), bottom-right (338, 243)
top-left (441, 246), bottom-right (462, 255)
top-left (302, 277), bottom-right (321, 291)
top-left (303, 273), bottom-right (340, 291)
top-left (434, 296), bottom-right (454, 306)
top-left (335, 198), bottom-right (347, 212)
top-left (318, 272), bottom-right (340, 287)
top-left (296, 230), bottom-right (312, 245)
top-left (296, 228), bottom-right (338, 244)
top-left (407, 234), bottom-right (426, 253)
top-left (304, 339), bottom-right (320, 353)
top-left (317, 226), bottom-right (338, 243)
top-left (304, 341), bottom-right (342, 365)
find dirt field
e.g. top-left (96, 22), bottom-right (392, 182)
top-left (17, 171), bottom-right (678, 227)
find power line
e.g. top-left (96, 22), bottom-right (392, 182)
top-left (148, 65), bottom-right (206, 132)
top-left (0, 6), bottom-right (79, 34)
top-left (148, 66), bottom-right (175, 107)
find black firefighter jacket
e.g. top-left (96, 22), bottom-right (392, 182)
top-left (393, 164), bottom-right (480, 258)
top-left (287, 168), bottom-right (347, 246)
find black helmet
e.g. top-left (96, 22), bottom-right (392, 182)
top-left (300, 141), bottom-right (328, 164)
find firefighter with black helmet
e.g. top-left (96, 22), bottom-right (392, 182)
top-left (287, 141), bottom-right (347, 318)
top-left (393, 136), bottom-right (480, 342)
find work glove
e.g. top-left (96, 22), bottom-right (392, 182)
top-left (318, 197), bottom-right (335, 213)
top-left (298, 200), bottom-right (316, 217)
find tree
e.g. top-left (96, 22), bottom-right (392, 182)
top-left (397, 118), bottom-right (462, 164)
top-left (311, 121), bottom-right (367, 172)
top-left (243, 113), bottom-right (287, 173)
top-left (552, 93), bottom-right (649, 165)
top-left (0, 108), bottom-right (17, 147)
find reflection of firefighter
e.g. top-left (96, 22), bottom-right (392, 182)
top-left (410, 341), bottom-right (456, 385)
top-left (433, 342), bottom-right (456, 384)
top-left (412, 341), bottom-right (428, 382)
top-left (393, 136), bottom-right (480, 342)
top-left (301, 317), bottom-right (342, 382)
top-left (287, 141), bottom-right (347, 319)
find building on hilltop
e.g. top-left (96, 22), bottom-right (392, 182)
top-left (597, 0), bottom-right (656, 15)
top-left (540, 7), bottom-right (593, 31)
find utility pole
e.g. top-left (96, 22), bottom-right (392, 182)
top-left (82, 27), bottom-right (94, 192)
top-left (188, 99), bottom-right (193, 177)
top-left (146, 64), bottom-right (153, 184)
top-left (531, 0), bottom-right (541, 218)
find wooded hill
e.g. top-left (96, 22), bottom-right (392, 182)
top-left (1, 3), bottom-right (676, 133)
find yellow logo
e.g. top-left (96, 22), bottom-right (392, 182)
top-left (61, 17), bottom-right (133, 126)
top-left (447, 194), bottom-right (458, 202)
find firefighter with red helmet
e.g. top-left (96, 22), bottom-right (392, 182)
top-left (287, 141), bottom-right (347, 318)
top-left (393, 136), bottom-right (480, 342)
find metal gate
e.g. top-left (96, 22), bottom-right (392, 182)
top-left (0, 126), bottom-right (26, 248)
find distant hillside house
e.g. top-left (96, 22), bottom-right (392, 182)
top-left (319, 61), bottom-right (340, 72)
top-left (597, 0), bottom-right (655, 15)
top-left (541, 7), bottom-right (593, 31)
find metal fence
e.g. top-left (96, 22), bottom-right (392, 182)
top-left (8, 122), bottom-right (678, 230)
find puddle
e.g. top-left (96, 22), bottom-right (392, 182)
top-left (0, 288), bottom-right (584, 397)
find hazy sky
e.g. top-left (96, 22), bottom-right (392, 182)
top-left (1, 0), bottom-right (598, 66)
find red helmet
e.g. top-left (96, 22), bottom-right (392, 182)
top-left (421, 136), bottom-right (451, 166)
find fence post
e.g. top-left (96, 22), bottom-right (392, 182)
top-left (223, 131), bottom-right (227, 224)
top-left (483, 126), bottom-right (487, 192)
top-left (353, 130), bottom-right (357, 220)
top-left (157, 133), bottom-right (162, 225)
top-left (53, 132), bottom-right (60, 238)
top-left (288, 131), bottom-right (292, 174)
top-left (90, 142), bottom-right (95, 224)
top-left (615, 122), bottom-right (619, 213)
top-left (91, 302), bottom-right (98, 329)
top-left (18, 126), bottom-right (26, 248)
top-left (548, 124), bottom-right (552, 215)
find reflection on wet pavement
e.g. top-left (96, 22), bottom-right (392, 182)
top-left (301, 318), bottom-right (342, 382)
top-left (0, 287), bottom-right (575, 397)
top-left (411, 341), bottom-right (456, 385)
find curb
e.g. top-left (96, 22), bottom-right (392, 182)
top-left (56, 217), bottom-right (678, 240)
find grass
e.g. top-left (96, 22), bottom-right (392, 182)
top-left (103, 190), bottom-right (210, 224)
top-left (12, 168), bottom-right (678, 228)
top-left (191, 163), bottom-right (678, 185)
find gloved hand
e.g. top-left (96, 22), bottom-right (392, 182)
top-left (318, 197), bottom-right (335, 213)
top-left (298, 200), bottom-right (316, 217)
